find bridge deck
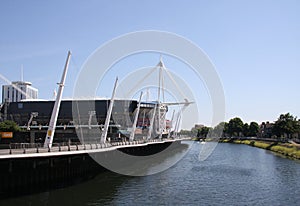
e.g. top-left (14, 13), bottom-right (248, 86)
top-left (0, 138), bottom-right (190, 159)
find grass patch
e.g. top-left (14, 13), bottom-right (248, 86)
top-left (253, 141), bottom-right (271, 150)
top-left (222, 139), bottom-right (300, 160)
top-left (270, 145), bottom-right (300, 159)
top-left (233, 140), bottom-right (249, 144)
top-left (219, 139), bottom-right (233, 143)
top-left (240, 140), bottom-right (252, 145)
top-left (233, 140), bottom-right (242, 144)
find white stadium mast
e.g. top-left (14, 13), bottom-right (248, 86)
top-left (44, 51), bottom-right (71, 148)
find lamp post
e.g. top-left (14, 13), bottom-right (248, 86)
top-left (27, 112), bottom-right (38, 130)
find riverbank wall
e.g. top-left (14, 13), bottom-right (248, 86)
top-left (0, 140), bottom-right (181, 198)
top-left (220, 139), bottom-right (300, 160)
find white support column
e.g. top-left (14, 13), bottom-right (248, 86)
top-left (158, 105), bottom-right (163, 139)
top-left (44, 51), bottom-right (71, 148)
top-left (167, 110), bottom-right (175, 139)
top-left (129, 92), bottom-right (143, 142)
top-left (147, 105), bottom-right (157, 140)
top-left (158, 104), bottom-right (167, 139)
top-left (100, 77), bottom-right (118, 143)
top-left (174, 113), bottom-right (181, 138)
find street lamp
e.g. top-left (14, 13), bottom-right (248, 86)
top-left (88, 111), bottom-right (96, 129)
top-left (27, 112), bottom-right (38, 130)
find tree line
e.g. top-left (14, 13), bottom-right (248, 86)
top-left (1, 112), bottom-right (300, 140)
top-left (182, 112), bottom-right (300, 140)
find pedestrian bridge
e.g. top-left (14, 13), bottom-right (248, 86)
top-left (0, 137), bottom-right (190, 159)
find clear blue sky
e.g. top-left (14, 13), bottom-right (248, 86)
top-left (0, 0), bottom-right (300, 128)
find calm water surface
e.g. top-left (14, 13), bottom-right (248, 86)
top-left (1, 142), bottom-right (300, 205)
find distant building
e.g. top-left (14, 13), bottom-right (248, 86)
top-left (2, 81), bottom-right (38, 103)
top-left (193, 124), bottom-right (205, 130)
top-left (258, 121), bottom-right (274, 138)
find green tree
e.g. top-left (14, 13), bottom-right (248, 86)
top-left (190, 127), bottom-right (198, 137)
top-left (272, 113), bottom-right (300, 139)
top-left (248, 122), bottom-right (259, 137)
top-left (197, 126), bottom-right (211, 138)
top-left (212, 122), bottom-right (226, 137)
top-left (224, 122), bottom-right (229, 136)
top-left (0, 120), bottom-right (22, 132)
top-left (227, 117), bottom-right (244, 137)
top-left (243, 123), bottom-right (249, 136)
top-left (179, 129), bottom-right (192, 136)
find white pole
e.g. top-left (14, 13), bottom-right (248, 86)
top-left (27, 114), bottom-right (34, 131)
top-left (142, 110), bottom-right (146, 128)
top-left (44, 51), bottom-right (71, 148)
top-left (129, 92), bottom-right (143, 141)
top-left (146, 88), bottom-right (150, 102)
top-left (167, 110), bottom-right (175, 139)
top-left (174, 113), bottom-right (181, 138)
top-left (100, 77), bottom-right (118, 143)
top-left (147, 105), bottom-right (157, 140)
top-left (88, 111), bottom-right (96, 129)
top-left (158, 62), bottom-right (162, 139)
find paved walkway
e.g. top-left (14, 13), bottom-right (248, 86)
top-left (0, 138), bottom-right (190, 159)
top-left (289, 140), bottom-right (300, 148)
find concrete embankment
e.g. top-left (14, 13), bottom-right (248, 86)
top-left (0, 139), bottom-right (183, 198)
top-left (221, 139), bottom-right (300, 160)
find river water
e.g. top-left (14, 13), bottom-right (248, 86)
top-left (1, 142), bottom-right (300, 205)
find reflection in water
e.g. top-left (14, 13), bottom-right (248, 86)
top-left (91, 141), bottom-right (191, 176)
top-left (0, 142), bottom-right (190, 206)
top-left (1, 142), bottom-right (300, 206)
